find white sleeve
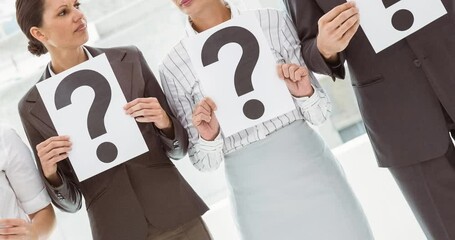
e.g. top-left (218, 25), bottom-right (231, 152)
top-left (3, 128), bottom-right (51, 215)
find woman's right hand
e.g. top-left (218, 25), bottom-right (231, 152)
top-left (36, 136), bottom-right (72, 186)
top-left (192, 97), bottom-right (220, 141)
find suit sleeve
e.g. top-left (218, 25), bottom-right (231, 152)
top-left (136, 48), bottom-right (189, 160)
top-left (18, 101), bottom-right (82, 213)
top-left (283, 0), bottom-right (346, 80)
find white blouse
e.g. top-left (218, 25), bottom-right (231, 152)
top-left (0, 126), bottom-right (51, 219)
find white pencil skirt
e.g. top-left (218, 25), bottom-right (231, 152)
top-left (224, 120), bottom-right (373, 240)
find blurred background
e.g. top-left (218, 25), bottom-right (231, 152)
top-left (0, 0), bottom-right (426, 239)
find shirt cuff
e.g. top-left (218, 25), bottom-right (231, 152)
top-left (158, 128), bottom-right (176, 143)
top-left (293, 87), bottom-right (321, 111)
top-left (20, 187), bottom-right (51, 215)
top-left (156, 125), bottom-right (182, 149)
top-left (328, 53), bottom-right (346, 80)
top-left (45, 171), bottom-right (73, 203)
top-left (326, 53), bottom-right (344, 69)
top-left (197, 132), bottom-right (224, 152)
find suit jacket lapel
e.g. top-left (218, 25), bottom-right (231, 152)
top-left (26, 69), bottom-right (58, 137)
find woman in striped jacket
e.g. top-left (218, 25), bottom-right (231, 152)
top-left (160, 0), bottom-right (373, 239)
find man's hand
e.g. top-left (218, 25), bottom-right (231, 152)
top-left (317, 1), bottom-right (360, 63)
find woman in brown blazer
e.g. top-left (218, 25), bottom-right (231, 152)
top-left (15, 0), bottom-right (211, 239)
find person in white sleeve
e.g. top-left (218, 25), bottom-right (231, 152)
top-left (159, 0), bottom-right (373, 239)
top-left (0, 126), bottom-right (55, 240)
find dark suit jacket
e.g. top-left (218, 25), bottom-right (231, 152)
top-left (18, 46), bottom-right (208, 240)
top-left (284, 0), bottom-right (455, 167)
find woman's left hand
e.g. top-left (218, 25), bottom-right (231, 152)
top-left (277, 64), bottom-right (314, 98)
top-left (0, 219), bottom-right (37, 240)
top-left (124, 97), bottom-right (173, 133)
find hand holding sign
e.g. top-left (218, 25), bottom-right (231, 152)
top-left (185, 13), bottom-right (295, 137)
top-left (37, 54), bottom-right (148, 181)
top-left (277, 64), bottom-right (313, 98)
top-left (124, 97), bottom-right (173, 137)
top-left (36, 135), bottom-right (71, 185)
top-left (317, 2), bottom-right (360, 62)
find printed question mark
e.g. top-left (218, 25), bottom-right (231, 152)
top-left (54, 69), bottom-right (118, 163)
top-left (382, 0), bottom-right (414, 31)
top-left (201, 26), bottom-right (265, 120)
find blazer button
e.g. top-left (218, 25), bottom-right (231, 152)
top-left (173, 140), bottom-right (180, 149)
top-left (413, 59), bottom-right (422, 67)
top-left (57, 192), bottom-right (64, 200)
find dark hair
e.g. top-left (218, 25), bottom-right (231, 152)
top-left (15, 0), bottom-right (48, 56)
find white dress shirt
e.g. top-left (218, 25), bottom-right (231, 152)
top-left (159, 4), bottom-right (332, 172)
top-left (0, 126), bottom-right (51, 219)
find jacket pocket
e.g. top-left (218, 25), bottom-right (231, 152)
top-left (351, 74), bottom-right (384, 88)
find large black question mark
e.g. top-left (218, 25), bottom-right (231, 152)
top-left (201, 26), bottom-right (265, 120)
top-left (382, 0), bottom-right (414, 31)
top-left (54, 69), bottom-right (118, 163)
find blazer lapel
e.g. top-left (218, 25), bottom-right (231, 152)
top-left (317, 0), bottom-right (347, 12)
top-left (27, 70), bottom-right (59, 138)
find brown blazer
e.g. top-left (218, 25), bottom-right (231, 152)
top-left (18, 46), bottom-right (208, 240)
top-left (284, 0), bottom-right (455, 167)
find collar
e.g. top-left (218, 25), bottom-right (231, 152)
top-left (47, 46), bottom-right (93, 77)
top-left (25, 46), bottom-right (127, 103)
top-left (185, 1), bottom-right (241, 37)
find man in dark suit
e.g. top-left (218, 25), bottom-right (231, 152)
top-left (284, 0), bottom-right (455, 239)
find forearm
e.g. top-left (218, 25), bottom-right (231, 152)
top-left (44, 171), bottom-right (82, 213)
top-left (307, 38), bottom-right (346, 80)
top-left (19, 115), bottom-right (82, 213)
top-left (295, 86), bottom-right (332, 125)
top-left (284, 0), bottom-right (346, 79)
top-left (28, 204), bottom-right (55, 240)
top-left (189, 134), bottom-right (224, 172)
top-left (159, 122), bottom-right (174, 140)
top-left (157, 115), bottom-right (189, 160)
